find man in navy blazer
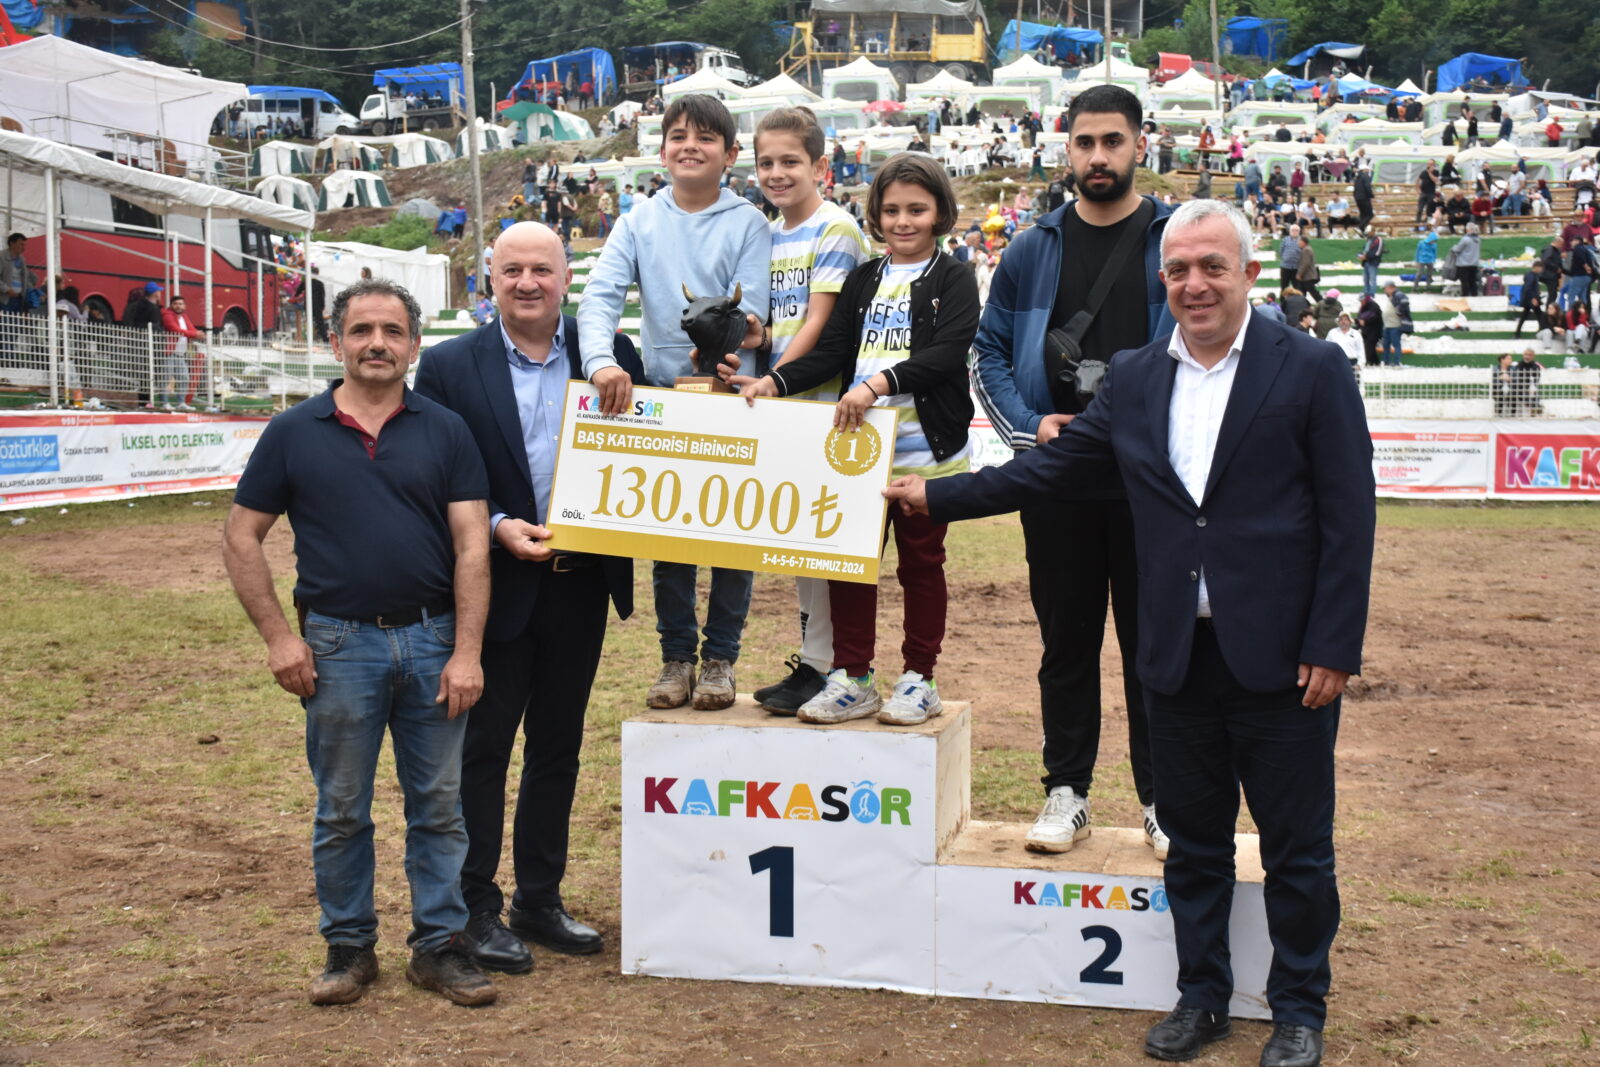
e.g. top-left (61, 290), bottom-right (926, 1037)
top-left (887, 201), bottom-right (1374, 1067)
top-left (414, 222), bottom-right (644, 973)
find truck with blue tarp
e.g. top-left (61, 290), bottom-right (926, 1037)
top-left (505, 47), bottom-right (618, 107)
top-left (359, 64), bottom-right (466, 135)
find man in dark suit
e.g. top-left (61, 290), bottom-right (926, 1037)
top-left (414, 222), bottom-right (644, 974)
top-left (886, 200), bottom-right (1375, 1067)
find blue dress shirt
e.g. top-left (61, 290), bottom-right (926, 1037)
top-left (490, 316), bottom-right (567, 531)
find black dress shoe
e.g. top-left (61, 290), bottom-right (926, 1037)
top-left (507, 902), bottom-right (603, 955)
top-left (1144, 1007), bottom-right (1231, 1061)
top-left (1260, 1023), bottom-right (1323, 1067)
top-left (461, 911), bottom-right (534, 974)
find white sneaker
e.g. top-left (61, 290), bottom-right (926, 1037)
top-left (1024, 786), bottom-right (1091, 853)
top-left (1143, 803), bottom-right (1170, 861)
top-left (877, 671), bottom-right (943, 725)
top-left (797, 669), bottom-right (881, 724)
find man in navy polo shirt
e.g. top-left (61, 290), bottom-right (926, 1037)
top-left (222, 279), bottom-right (497, 1008)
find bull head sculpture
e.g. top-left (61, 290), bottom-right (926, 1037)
top-left (680, 282), bottom-right (747, 376)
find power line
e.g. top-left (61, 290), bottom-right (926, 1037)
top-left (148, 0), bottom-right (468, 53)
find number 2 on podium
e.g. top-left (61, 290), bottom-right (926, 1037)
top-left (748, 846), bottom-right (794, 937)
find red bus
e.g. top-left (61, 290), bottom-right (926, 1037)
top-left (31, 183), bottom-right (282, 341)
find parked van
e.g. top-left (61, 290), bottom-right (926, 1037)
top-left (239, 85), bottom-right (358, 139)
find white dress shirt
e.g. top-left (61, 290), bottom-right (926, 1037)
top-left (1166, 311), bottom-right (1253, 617)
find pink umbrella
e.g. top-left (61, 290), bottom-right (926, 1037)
top-left (863, 99), bottom-right (905, 113)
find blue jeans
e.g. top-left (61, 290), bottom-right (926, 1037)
top-left (159, 352), bottom-right (189, 406)
top-left (302, 610), bottom-right (469, 953)
top-left (1381, 326), bottom-right (1402, 364)
top-left (1362, 262), bottom-right (1379, 295)
top-left (652, 562), bottom-right (752, 663)
top-left (1563, 276), bottom-right (1592, 311)
top-left (1504, 192), bottom-right (1524, 217)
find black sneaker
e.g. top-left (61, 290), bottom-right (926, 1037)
top-left (406, 937), bottom-right (498, 1006)
top-left (754, 656), bottom-right (826, 715)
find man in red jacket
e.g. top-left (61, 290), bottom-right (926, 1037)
top-left (159, 293), bottom-right (202, 409)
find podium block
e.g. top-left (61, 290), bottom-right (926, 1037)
top-left (620, 698), bottom-right (970, 993)
top-left (621, 697), bottom-right (1271, 1017)
top-left (934, 822), bottom-right (1271, 1019)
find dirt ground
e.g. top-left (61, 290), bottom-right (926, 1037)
top-left (1, 512), bottom-right (1597, 1066)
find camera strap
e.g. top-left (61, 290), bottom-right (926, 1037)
top-left (1055, 198), bottom-right (1155, 359)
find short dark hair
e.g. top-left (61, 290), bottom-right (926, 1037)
top-left (1066, 84), bottom-right (1143, 135)
top-left (755, 106), bottom-right (825, 161)
top-left (863, 153), bottom-right (959, 242)
top-left (6, 232), bottom-right (22, 245)
top-left (662, 93), bottom-right (737, 151)
top-left (330, 278), bottom-right (422, 340)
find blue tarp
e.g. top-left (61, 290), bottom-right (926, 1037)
top-left (1223, 16), bottom-right (1287, 61)
top-left (1437, 53), bottom-right (1524, 93)
top-left (374, 63), bottom-right (464, 104)
top-left (1286, 41), bottom-right (1365, 66)
top-left (1261, 72), bottom-right (1316, 91)
top-left (505, 47), bottom-right (617, 103)
top-left (994, 19), bottom-right (1102, 63)
top-left (248, 84), bottom-right (342, 107)
top-left (1, 0), bottom-right (42, 30)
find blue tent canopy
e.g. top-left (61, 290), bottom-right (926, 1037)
top-left (247, 85), bottom-right (342, 106)
top-left (1261, 72), bottom-right (1316, 91)
top-left (506, 47), bottom-right (617, 103)
top-left (1223, 16), bottom-right (1287, 61)
top-left (374, 63), bottom-right (463, 102)
top-left (994, 19), bottom-right (1102, 62)
top-left (1437, 53), bottom-right (1524, 93)
top-left (1287, 42), bottom-right (1365, 66)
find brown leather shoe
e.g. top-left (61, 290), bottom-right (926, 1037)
top-left (308, 943), bottom-right (379, 1005)
top-left (406, 938), bottom-right (497, 1006)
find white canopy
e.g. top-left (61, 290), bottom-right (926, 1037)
top-left (251, 141), bottom-right (314, 177)
top-left (992, 54), bottom-right (1060, 83)
top-left (1395, 78), bottom-right (1424, 95)
top-left (315, 132), bottom-right (453, 169)
top-left (317, 170), bottom-right (391, 211)
top-left (907, 68), bottom-right (973, 97)
top-left (822, 56), bottom-right (898, 102)
top-left (608, 100), bottom-right (644, 126)
top-left (746, 72), bottom-right (821, 103)
top-left (312, 239), bottom-right (450, 322)
top-left (0, 128), bottom-right (312, 234)
top-left (0, 35), bottom-right (244, 166)
top-left (1158, 68), bottom-right (1218, 95)
top-left (255, 175), bottom-right (317, 214)
top-left (1078, 54), bottom-right (1151, 84)
top-left (454, 118), bottom-right (509, 156)
top-left (662, 68), bottom-right (744, 100)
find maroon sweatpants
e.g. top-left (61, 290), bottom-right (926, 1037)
top-left (828, 507), bottom-right (948, 679)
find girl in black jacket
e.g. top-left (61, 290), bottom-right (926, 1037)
top-left (732, 153), bottom-right (979, 728)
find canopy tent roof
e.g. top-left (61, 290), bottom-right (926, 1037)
top-left (1394, 78), bottom-right (1424, 96)
top-left (255, 174), bottom-right (317, 214)
top-left (0, 128), bottom-right (311, 236)
top-left (1456, 142), bottom-right (1583, 164)
top-left (1437, 53), bottom-right (1524, 93)
top-left (312, 238), bottom-right (449, 322)
top-left (745, 71), bottom-right (819, 102)
top-left (820, 56), bottom-right (898, 100)
top-left (249, 140), bottom-right (313, 177)
top-left (454, 118), bottom-right (511, 155)
top-left (661, 67), bottom-right (744, 99)
top-left (906, 68), bottom-right (973, 97)
top-left (992, 55), bottom-right (1060, 83)
top-left (1286, 42), bottom-right (1365, 66)
top-left (500, 101), bottom-right (592, 141)
top-left (246, 84), bottom-right (341, 106)
top-left (0, 35), bottom-right (244, 166)
top-left (317, 170), bottom-right (390, 211)
top-left (1153, 68), bottom-right (1219, 99)
top-left (1075, 54), bottom-right (1150, 83)
top-left (1334, 74), bottom-right (1390, 97)
top-left (504, 47), bottom-right (617, 102)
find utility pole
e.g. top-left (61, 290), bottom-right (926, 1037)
top-left (1208, 0), bottom-right (1222, 111)
top-left (461, 0), bottom-right (486, 311)
top-left (1104, 0), bottom-right (1111, 82)
top-left (1015, 0), bottom-right (1023, 59)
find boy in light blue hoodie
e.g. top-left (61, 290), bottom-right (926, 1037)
top-left (577, 93), bottom-right (771, 712)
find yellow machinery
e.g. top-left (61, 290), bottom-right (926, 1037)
top-left (783, 0), bottom-right (990, 90)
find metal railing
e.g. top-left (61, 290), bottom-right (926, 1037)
top-left (1, 309), bottom-right (162, 406)
top-left (1358, 365), bottom-right (1600, 419)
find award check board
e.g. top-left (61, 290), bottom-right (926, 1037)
top-left (547, 384), bottom-right (897, 583)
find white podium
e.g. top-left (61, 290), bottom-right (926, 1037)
top-left (621, 697), bottom-right (1270, 1018)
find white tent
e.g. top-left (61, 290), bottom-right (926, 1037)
top-left (256, 175), bottom-right (318, 214)
top-left (1075, 54), bottom-right (1151, 87)
top-left (250, 141), bottom-right (314, 177)
top-left (312, 239), bottom-right (450, 322)
top-left (746, 72), bottom-right (821, 104)
top-left (0, 35), bottom-right (245, 167)
top-left (317, 170), bottom-right (391, 210)
top-left (1395, 78), bottom-right (1424, 96)
top-left (1456, 142), bottom-right (1585, 180)
top-left (1327, 119), bottom-right (1425, 148)
top-left (1151, 68), bottom-right (1220, 109)
top-left (608, 100), bottom-right (644, 127)
top-left (1158, 68), bottom-right (1218, 95)
top-left (992, 54), bottom-right (1065, 103)
top-left (315, 136), bottom-right (386, 173)
top-left (821, 57), bottom-right (898, 103)
top-left (661, 68), bottom-right (744, 100)
top-left (386, 133), bottom-right (455, 168)
top-left (455, 118), bottom-right (509, 156)
top-left (906, 68), bottom-right (974, 100)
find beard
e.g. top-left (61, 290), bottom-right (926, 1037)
top-left (1076, 159), bottom-right (1137, 203)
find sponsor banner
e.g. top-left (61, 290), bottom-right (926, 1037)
top-left (621, 711), bottom-right (946, 993)
top-left (1495, 427), bottom-right (1600, 497)
top-left (935, 861), bottom-right (1270, 1018)
top-left (1370, 427), bottom-right (1492, 495)
top-left (0, 411), bottom-right (266, 511)
top-left (547, 385), bottom-right (896, 583)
